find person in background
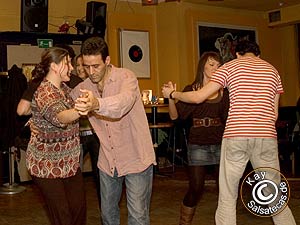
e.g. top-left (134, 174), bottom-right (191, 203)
top-left (75, 54), bottom-right (89, 80)
top-left (71, 36), bottom-right (156, 225)
top-left (74, 53), bottom-right (101, 210)
top-left (162, 40), bottom-right (296, 225)
top-left (26, 47), bottom-right (86, 225)
top-left (167, 51), bottom-right (229, 225)
top-left (17, 67), bottom-right (43, 116)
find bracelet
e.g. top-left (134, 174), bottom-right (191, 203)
top-left (169, 90), bottom-right (176, 100)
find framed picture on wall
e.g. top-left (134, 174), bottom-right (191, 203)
top-left (22, 63), bottom-right (37, 82)
top-left (119, 29), bottom-right (151, 78)
top-left (198, 23), bottom-right (257, 63)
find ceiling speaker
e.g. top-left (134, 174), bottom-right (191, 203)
top-left (21, 0), bottom-right (48, 33)
top-left (86, 1), bottom-right (107, 37)
top-left (268, 10), bottom-right (281, 23)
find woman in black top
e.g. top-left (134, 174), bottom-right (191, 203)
top-left (167, 51), bottom-right (229, 224)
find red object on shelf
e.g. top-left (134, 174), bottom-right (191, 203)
top-left (58, 23), bottom-right (70, 33)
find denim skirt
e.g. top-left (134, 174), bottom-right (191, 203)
top-left (187, 144), bottom-right (221, 166)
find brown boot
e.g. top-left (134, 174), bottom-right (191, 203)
top-left (179, 203), bottom-right (196, 225)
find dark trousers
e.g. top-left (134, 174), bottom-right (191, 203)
top-left (32, 169), bottom-right (86, 225)
top-left (81, 133), bottom-right (101, 209)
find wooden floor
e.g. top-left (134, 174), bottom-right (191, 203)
top-left (0, 166), bottom-right (300, 225)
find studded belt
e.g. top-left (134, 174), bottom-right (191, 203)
top-left (193, 117), bottom-right (222, 128)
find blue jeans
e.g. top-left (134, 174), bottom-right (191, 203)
top-left (100, 165), bottom-right (153, 225)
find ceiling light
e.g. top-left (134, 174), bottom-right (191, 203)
top-left (142, 0), bottom-right (158, 5)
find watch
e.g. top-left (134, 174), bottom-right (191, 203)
top-left (169, 90), bottom-right (176, 100)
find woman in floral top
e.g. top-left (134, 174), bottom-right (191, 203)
top-left (26, 47), bottom-right (86, 225)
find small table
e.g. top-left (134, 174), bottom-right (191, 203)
top-left (144, 103), bottom-right (169, 147)
top-left (144, 103), bottom-right (176, 174)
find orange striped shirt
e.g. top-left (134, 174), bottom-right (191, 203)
top-left (210, 56), bottom-right (283, 138)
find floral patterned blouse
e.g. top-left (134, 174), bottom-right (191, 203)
top-left (26, 79), bottom-right (80, 179)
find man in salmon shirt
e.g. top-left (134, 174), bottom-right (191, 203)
top-left (71, 36), bottom-right (156, 225)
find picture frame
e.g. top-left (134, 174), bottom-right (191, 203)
top-left (141, 89), bottom-right (152, 104)
top-left (119, 29), bottom-right (151, 78)
top-left (22, 63), bottom-right (37, 82)
top-left (198, 23), bottom-right (257, 63)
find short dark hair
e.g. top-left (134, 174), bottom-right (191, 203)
top-left (235, 40), bottom-right (260, 56)
top-left (81, 37), bottom-right (109, 62)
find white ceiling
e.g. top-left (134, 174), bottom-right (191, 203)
top-left (127, 0), bottom-right (300, 12)
top-left (182, 0), bottom-right (300, 12)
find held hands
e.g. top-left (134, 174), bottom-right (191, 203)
top-left (161, 81), bottom-right (176, 99)
top-left (75, 89), bottom-right (99, 115)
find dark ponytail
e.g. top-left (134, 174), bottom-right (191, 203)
top-left (34, 47), bottom-right (69, 79)
top-left (32, 63), bottom-right (46, 80)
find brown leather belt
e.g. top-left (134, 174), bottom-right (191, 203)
top-left (193, 117), bottom-right (222, 128)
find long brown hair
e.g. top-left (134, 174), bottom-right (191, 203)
top-left (192, 51), bottom-right (222, 90)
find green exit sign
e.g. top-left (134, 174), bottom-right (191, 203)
top-left (37, 39), bottom-right (53, 48)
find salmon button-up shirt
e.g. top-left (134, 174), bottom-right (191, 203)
top-left (71, 66), bottom-right (156, 177)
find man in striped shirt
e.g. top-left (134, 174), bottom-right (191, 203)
top-left (162, 40), bottom-right (296, 225)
